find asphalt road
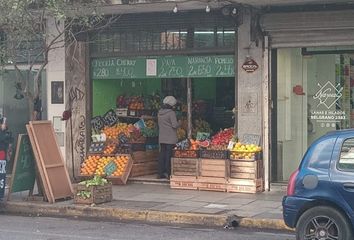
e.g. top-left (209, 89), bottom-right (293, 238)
top-left (0, 215), bottom-right (295, 240)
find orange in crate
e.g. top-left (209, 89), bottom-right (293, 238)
top-left (80, 155), bottom-right (100, 176)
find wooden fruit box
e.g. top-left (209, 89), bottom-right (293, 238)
top-left (171, 158), bottom-right (198, 176)
top-left (199, 149), bottom-right (229, 159)
top-left (170, 176), bottom-right (198, 190)
top-left (197, 177), bottom-right (227, 192)
top-left (227, 178), bottom-right (264, 193)
top-left (74, 183), bottom-right (112, 204)
top-left (106, 154), bottom-right (133, 185)
top-left (172, 149), bottom-right (199, 158)
top-left (132, 150), bottom-right (158, 164)
top-left (229, 151), bottom-right (261, 161)
top-left (130, 161), bottom-right (158, 177)
top-left (199, 158), bottom-right (228, 178)
top-left (229, 160), bottom-right (263, 179)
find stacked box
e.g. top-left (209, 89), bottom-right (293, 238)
top-left (197, 159), bottom-right (228, 192)
top-left (170, 176), bottom-right (198, 190)
top-left (171, 158), bottom-right (198, 177)
top-left (227, 178), bottom-right (264, 193)
top-left (129, 150), bottom-right (159, 177)
top-left (197, 177), bottom-right (227, 192)
top-left (229, 160), bottom-right (263, 179)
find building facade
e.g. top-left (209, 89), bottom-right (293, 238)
top-left (40, 1), bottom-right (354, 189)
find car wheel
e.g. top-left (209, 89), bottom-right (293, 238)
top-left (296, 206), bottom-right (352, 240)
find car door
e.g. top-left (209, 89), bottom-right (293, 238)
top-left (330, 135), bottom-right (354, 216)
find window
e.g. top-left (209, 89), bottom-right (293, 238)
top-left (307, 138), bottom-right (335, 170)
top-left (338, 138), bottom-right (354, 171)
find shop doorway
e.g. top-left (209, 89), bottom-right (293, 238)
top-left (92, 75), bottom-right (235, 180)
top-left (271, 47), bottom-right (354, 182)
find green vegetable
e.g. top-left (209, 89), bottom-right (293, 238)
top-left (77, 190), bottom-right (92, 199)
top-left (78, 175), bottom-right (108, 187)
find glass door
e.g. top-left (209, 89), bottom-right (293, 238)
top-left (273, 48), bottom-right (354, 182)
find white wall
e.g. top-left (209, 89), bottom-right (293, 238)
top-left (277, 48), bottom-right (307, 180)
top-left (46, 18), bottom-right (66, 158)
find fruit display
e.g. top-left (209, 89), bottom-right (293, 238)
top-left (116, 95), bottom-right (128, 108)
top-left (103, 142), bottom-right (117, 155)
top-left (94, 156), bottom-right (113, 176)
top-left (141, 119), bottom-right (158, 138)
top-left (147, 93), bottom-right (161, 111)
top-left (129, 96), bottom-right (144, 110)
top-left (230, 142), bottom-right (262, 160)
top-left (129, 128), bottom-right (145, 142)
top-left (192, 119), bottom-right (212, 138)
top-left (102, 123), bottom-right (134, 140)
top-left (207, 128), bottom-right (235, 150)
top-left (80, 155), bottom-right (130, 177)
top-left (110, 155), bottom-right (129, 177)
top-left (80, 155), bottom-right (100, 176)
top-left (173, 139), bottom-right (199, 158)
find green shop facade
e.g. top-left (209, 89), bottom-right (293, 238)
top-left (65, 11), bottom-right (238, 177)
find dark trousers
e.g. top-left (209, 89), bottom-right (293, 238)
top-left (158, 144), bottom-right (174, 177)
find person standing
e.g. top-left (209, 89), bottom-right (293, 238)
top-left (157, 96), bottom-right (179, 179)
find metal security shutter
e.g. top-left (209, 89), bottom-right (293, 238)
top-left (260, 10), bottom-right (354, 48)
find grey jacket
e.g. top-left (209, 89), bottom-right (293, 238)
top-left (158, 109), bottom-right (179, 144)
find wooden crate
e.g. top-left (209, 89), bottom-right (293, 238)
top-left (199, 158), bottom-right (228, 178)
top-left (171, 158), bottom-right (198, 176)
top-left (74, 183), bottom-right (112, 204)
top-left (197, 177), bottom-right (227, 192)
top-left (170, 176), bottom-right (198, 190)
top-left (229, 160), bottom-right (263, 179)
top-left (130, 161), bottom-right (158, 177)
top-left (106, 154), bottom-right (133, 185)
top-left (132, 150), bottom-right (158, 164)
top-left (227, 178), bottom-right (264, 193)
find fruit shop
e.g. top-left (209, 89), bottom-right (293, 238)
top-left (78, 12), bottom-right (264, 193)
top-left (78, 52), bottom-right (264, 193)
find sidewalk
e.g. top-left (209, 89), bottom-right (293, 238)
top-left (1, 180), bottom-right (290, 231)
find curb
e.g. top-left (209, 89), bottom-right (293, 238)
top-left (0, 201), bottom-right (292, 231)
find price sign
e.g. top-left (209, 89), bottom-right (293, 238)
top-left (104, 161), bottom-right (117, 176)
top-left (240, 134), bottom-right (261, 145)
top-left (103, 109), bottom-right (118, 127)
top-left (91, 116), bottom-right (105, 132)
top-left (196, 132), bottom-right (210, 141)
top-left (118, 133), bottom-right (129, 144)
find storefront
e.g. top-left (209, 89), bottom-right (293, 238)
top-left (261, 9), bottom-right (354, 182)
top-left (76, 11), bottom-right (261, 189)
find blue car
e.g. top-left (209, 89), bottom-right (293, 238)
top-left (283, 129), bottom-right (354, 240)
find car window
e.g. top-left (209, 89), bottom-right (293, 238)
top-left (308, 138), bottom-right (335, 169)
top-left (338, 138), bottom-right (354, 172)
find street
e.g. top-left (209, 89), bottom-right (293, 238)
top-left (0, 215), bottom-right (295, 240)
